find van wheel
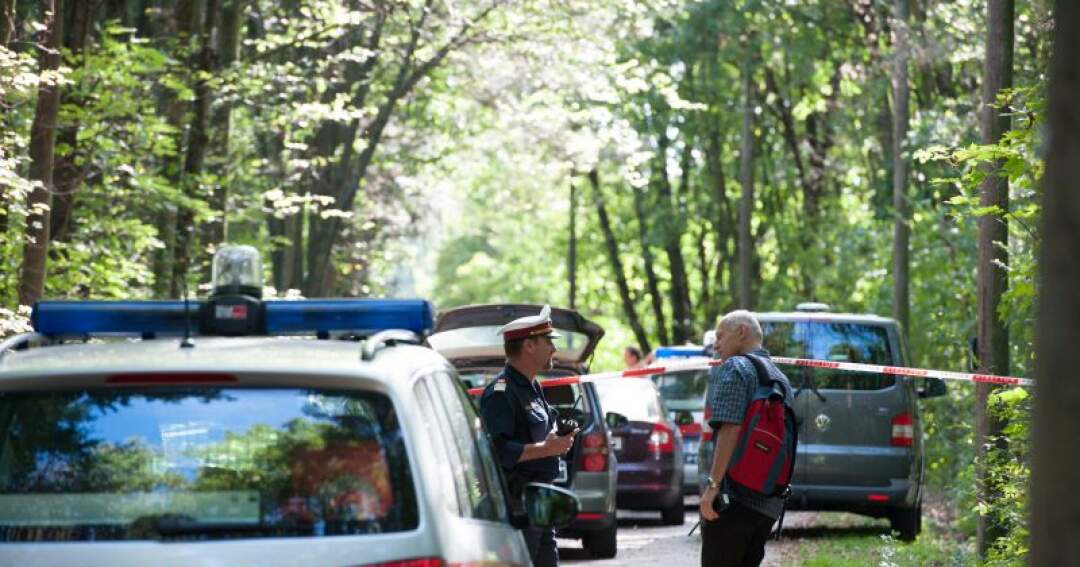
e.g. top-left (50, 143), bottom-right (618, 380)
top-left (889, 503), bottom-right (922, 542)
top-left (583, 525), bottom-right (617, 559)
top-left (661, 501), bottom-right (685, 526)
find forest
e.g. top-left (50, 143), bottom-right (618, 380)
top-left (1, 0), bottom-right (1075, 564)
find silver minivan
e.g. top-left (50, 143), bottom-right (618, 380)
top-left (699, 305), bottom-right (946, 541)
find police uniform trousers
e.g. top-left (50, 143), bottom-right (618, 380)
top-left (700, 501), bottom-right (775, 567)
top-left (523, 525), bottom-right (558, 567)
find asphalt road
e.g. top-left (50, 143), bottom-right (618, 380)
top-left (557, 498), bottom-right (891, 567)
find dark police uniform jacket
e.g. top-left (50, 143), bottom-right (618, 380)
top-left (479, 364), bottom-right (560, 485)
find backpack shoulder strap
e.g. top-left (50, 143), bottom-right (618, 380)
top-left (741, 353), bottom-right (792, 401)
top-left (738, 353), bottom-right (773, 387)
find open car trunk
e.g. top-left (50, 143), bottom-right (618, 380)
top-left (428, 304), bottom-right (604, 367)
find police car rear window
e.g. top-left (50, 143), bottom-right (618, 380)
top-left (763, 321), bottom-right (897, 390)
top-left (0, 388), bottom-right (418, 541)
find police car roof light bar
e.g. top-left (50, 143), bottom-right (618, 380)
top-left (32, 301), bottom-right (197, 337)
top-left (263, 299), bottom-right (434, 336)
top-left (31, 299), bottom-right (435, 338)
top-left (654, 345), bottom-right (707, 359)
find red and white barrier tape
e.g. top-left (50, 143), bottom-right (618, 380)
top-left (465, 356), bottom-right (1031, 395)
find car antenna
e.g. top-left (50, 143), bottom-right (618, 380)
top-left (180, 280), bottom-right (195, 349)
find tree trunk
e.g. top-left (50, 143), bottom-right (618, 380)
top-left (975, 0), bottom-right (1014, 557)
top-left (695, 224), bottom-right (710, 319)
top-left (737, 57), bottom-right (755, 310)
top-left (707, 127), bottom-right (734, 323)
top-left (17, 0), bottom-right (63, 307)
top-left (657, 133), bottom-right (693, 343)
top-left (49, 0), bottom-right (94, 244)
top-left (1, 0), bottom-right (14, 46)
top-left (199, 0), bottom-right (243, 282)
top-left (568, 177), bottom-right (577, 311)
top-left (152, 0), bottom-right (195, 297)
top-left (590, 170), bottom-right (650, 354)
top-left (0, 0), bottom-right (16, 233)
top-left (891, 0), bottom-right (911, 334)
top-left (1032, 1), bottom-right (1080, 562)
top-left (172, 0), bottom-right (220, 295)
top-left (632, 185), bottom-right (669, 346)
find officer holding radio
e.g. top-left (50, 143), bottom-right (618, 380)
top-left (480, 305), bottom-right (578, 567)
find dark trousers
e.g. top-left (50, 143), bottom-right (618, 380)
top-left (523, 526), bottom-right (559, 567)
top-left (701, 502), bottom-right (775, 567)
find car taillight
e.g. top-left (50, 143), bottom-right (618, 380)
top-left (364, 559), bottom-right (445, 567)
top-left (702, 406), bottom-right (713, 442)
top-left (891, 413), bottom-right (914, 447)
top-left (647, 423), bottom-right (675, 454)
top-left (581, 431), bottom-right (609, 472)
top-left (679, 422), bottom-right (702, 437)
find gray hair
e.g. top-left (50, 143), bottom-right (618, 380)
top-left (717, 310), bottom-right (763, 341)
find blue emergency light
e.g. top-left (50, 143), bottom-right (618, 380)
top-left (31, 298), bottom-right (434, 338)
top-left (264, 299), bottom-right (434, 336)
top-left (655, 345), bottom-right (707, 359)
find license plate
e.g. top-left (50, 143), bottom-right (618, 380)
top-left (554, 459), bottom-right (568, 483)
top-left (683, 440), bottom-right (698, 464)
top-left (612, 437), bottom-right (623, 451)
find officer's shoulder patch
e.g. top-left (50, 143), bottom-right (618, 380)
top-left (494, 379), bottom-right (507, 392)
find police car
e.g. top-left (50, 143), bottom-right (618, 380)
top-left (0, 246), bottom-right (577, 566)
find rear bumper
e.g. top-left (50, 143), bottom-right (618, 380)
top-left (616, 461), bottom-right (683, 510)
top-left (557, 510), bottom-right (616, 538)
top-left (556, 469), bottom-right (617, 536)
top-left (786, 478), bottom-right (918, 514)
top-left (616, 488), bottom-right (682, 510)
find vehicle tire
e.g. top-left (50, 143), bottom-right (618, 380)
top-left (889, 502), bottom-right (922, 542)
top-left (661, 501), bottom-right (686, 526)
top-left (583, 525), bottom-right (618, 559)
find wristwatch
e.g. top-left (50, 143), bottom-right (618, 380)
top-left (706, 475), bottom-right (722, 490)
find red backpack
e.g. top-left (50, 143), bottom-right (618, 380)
top-left (726, 353), bottom-right (798, 497)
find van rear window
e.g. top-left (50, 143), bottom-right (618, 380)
top-left (0, 388), bottom-right (417, 541)
top-left (763, 321), bottom-right (897, 390)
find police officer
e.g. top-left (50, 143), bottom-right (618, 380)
top-left (480, 305), bottom-right (578, 567)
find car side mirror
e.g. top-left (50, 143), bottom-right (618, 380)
top-left (524, 483), bottom-right (579, 529)
top-left (917, 378), bottom-right (947, 399)
top-left (605, 411), bottom-right (628, 429)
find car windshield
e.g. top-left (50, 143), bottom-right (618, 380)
top-left (762, 321), bottom-right (896, 390)
top-left (594, 379), bottom-right (662, 422)
top-left (428, 326), bottom-right (592, 361)
top-left (0, 388), bottom-right (418, 541)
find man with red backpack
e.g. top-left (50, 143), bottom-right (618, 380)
top-left (699, 310), bottom-right (797, 567)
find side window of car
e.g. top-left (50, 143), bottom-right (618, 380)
top-left (449, 373), bottom-right (510, 523)
top-left (428, 369), bottom-right (508, 523)
top-left (413, 379), bottom-right (466, 516)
